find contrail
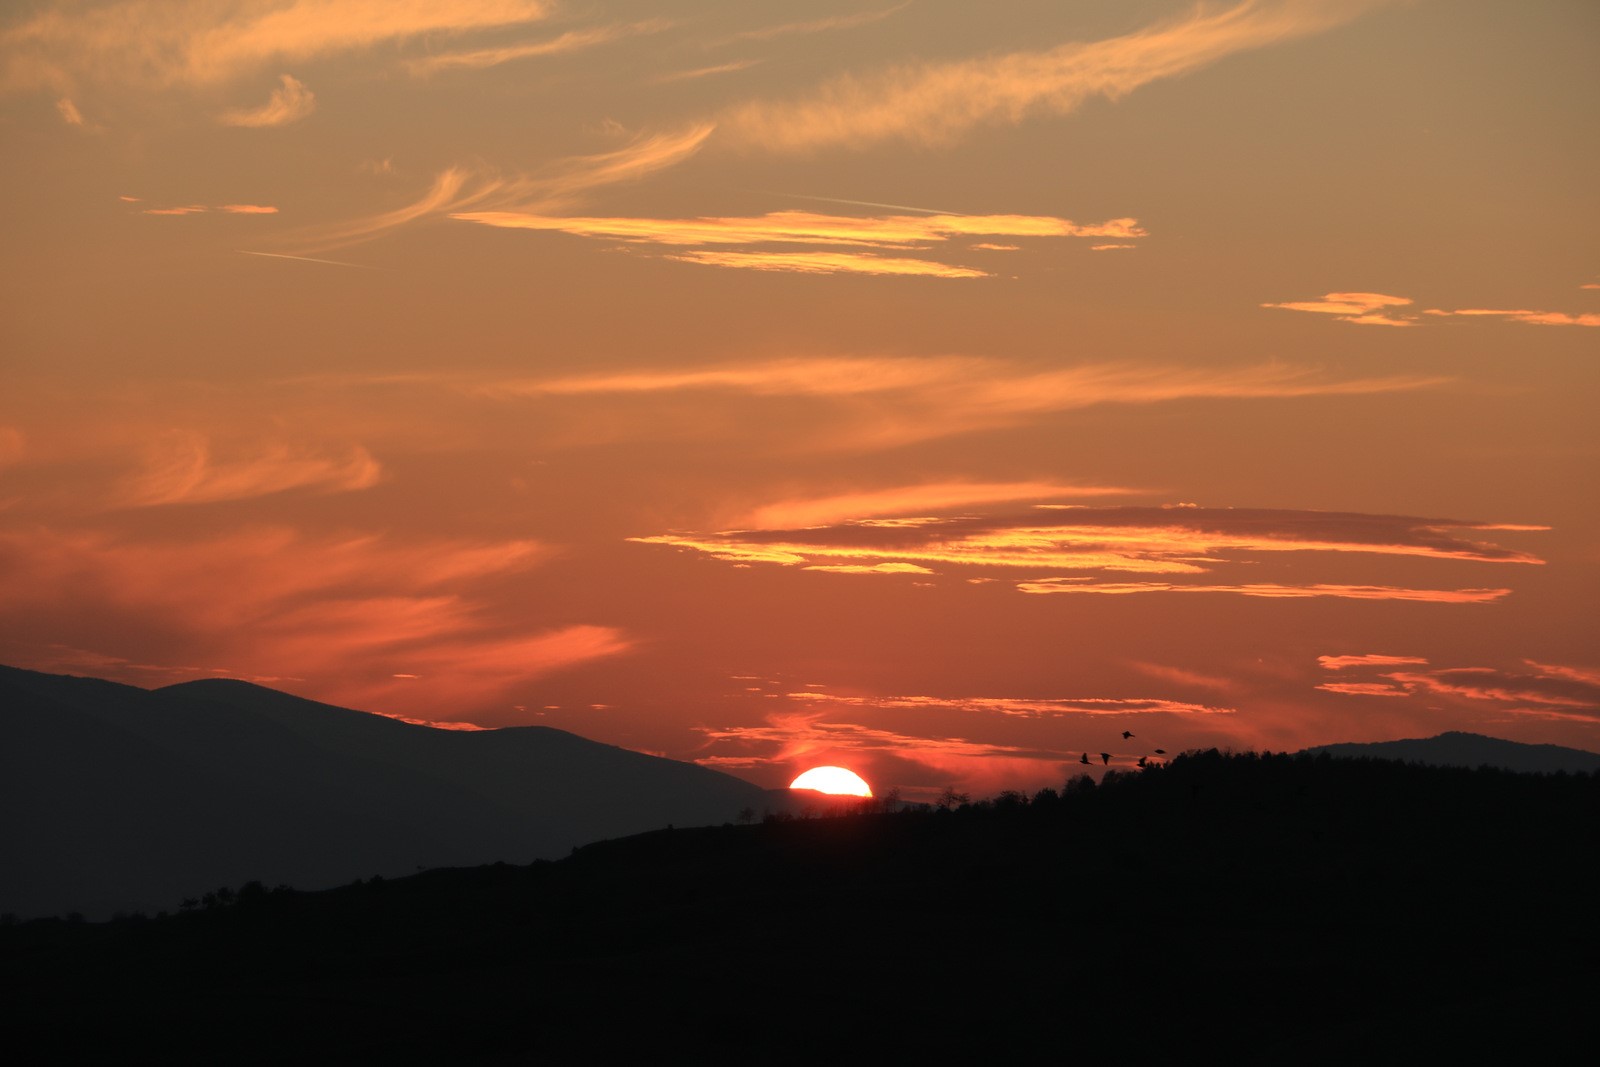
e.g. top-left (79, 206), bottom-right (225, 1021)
top-left (767, 192), bottom-right (966, 216)
top-left (237, 250), bottom-right (390, 270)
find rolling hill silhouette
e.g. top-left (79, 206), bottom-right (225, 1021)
top-left (0, 664), bottom-right (767, 919)
top-left (1301, 731), bottom-right (1600, 774)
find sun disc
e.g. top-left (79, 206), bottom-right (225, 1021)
top-left (789, 766), bottom-right (873, 797)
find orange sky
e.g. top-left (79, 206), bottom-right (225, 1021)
top-left (3, 0), bottom-right (1597, 799)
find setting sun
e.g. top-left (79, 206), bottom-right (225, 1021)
top-left (789, 766), bottom-right (873, 797)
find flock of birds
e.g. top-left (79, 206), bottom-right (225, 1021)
top-left (1080, 730), bottom-right (1167, 769)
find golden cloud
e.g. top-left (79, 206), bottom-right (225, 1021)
top-left (452, 208), bottom-right (1143, 247)
top-left (665, 249), bottom-right (988, 277)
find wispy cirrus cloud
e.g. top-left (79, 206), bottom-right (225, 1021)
top-left (740, 480), bottom-right (1136, 529)
top-left (284, 124), bottom-right (714, 252)
top-left (1423, 308), bottom-right (1600, 328)
top-left (405, 20), bottom-right (673, 76)
top-left (1, 0), bottom-right (554, 91)
top-left (496, 355), bottom-right (1442, 448)
top-left (667, 250), bottom-right (988, 278)
top-left (0, 524), bottom-right (623, 716)
top-left (633, 506), bottom-right (1541, 605)
top-left (1318, 653), bottom-right (1430, 670)
top-left (219, 72), bottom-right (314, 126)
top-left (1261, 291), bottom-right (1416, 326)
top-left (656, 59), bottom-right (764, 84)
top-left (1316, 681), bottom-right (1411, 696)
top-left (1316, 658), bottom-right (1600, 721)
top-left (786, 691), bottom-right (1235, 718)
top-left (113, 431), bottom-right (380, 507)
top-left (141, 203), bottom-right (278, 216)
top-left (713, 2), bottom-right (912, 47)
top-left (1266, 292), bottom-right (1600, 327)
top-left (721, 0), bottom-right (1386, 153)
top-left (1019, 580), bottom-right (1511, 603)
top-left (693, 710), bottom-right (1076, 786)
top-left (449, 208), bottom-right (1143, 278)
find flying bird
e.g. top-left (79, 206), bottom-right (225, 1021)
top-left (1154, 749), bottom-right (1167, 755)
top-left (1080, 752), bottom-right (1091, 765)
top-left (1122, 731), bottom-right (1135, 740)
top-left (1137, 756), bottom-right (1148, 768)
top-left (1100, 752), bottom-right (1111, 765)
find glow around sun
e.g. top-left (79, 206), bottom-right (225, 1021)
top-left (789, 766), bottom-right (873, 797)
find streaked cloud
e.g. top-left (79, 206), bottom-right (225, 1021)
top-left (1262, 291), bottom-right (1416, 326)
top-left (0, 524), bottom-right (620, 717)
top-left (634, 505), bottom-right (1541, 605)
top-left (1267, 292), bottom-right (1600, 328)
top-left (497, 355), bottom-right (1442, 448)
top-left (740, 480), bottom-right (1137, 529)
top-left (286, 124), bottom-right (714, 252)
top-left (501, 355), bottom-right (984, 402)
top-left (804, 562), bottom-right (932, 575)
top-left (1017, 580), bottom-right (1511, 603)
top-left (450, 208), bottom-right (1142, 277)
top-left (1, 0), bottom-right (554, 91)
top-left (786, 691), bottom-right (1235, 718)
top-left (1130, 662), bottom-right (1242, 694)
top-left (715, 3), bottom-right (912, 46)
top-left (113, 431), bottom-right (381, 507)
top-left (722, 0), bottom-right (1383, 152)
top-left (696, 711), bottom-right (1066, 767)
top-left (141, 203), bottom-right (279, 216)
top-left (1318, 653), bottom-right (1429, 670)
top-left (666, 249), bottom-right (988, 278)
top-left (1317, 658), bottom-right (1600, 720)
top-left (406, 20), bottom-right (671, 76)
top-left (1315, 681), bottom-right (1410, 696)
top-left (1091, 243), bottom-right (1136, 251)
top-left (657, 59), bottom-right (763, 84)
top-left (219, 73), bottom-right (314, 127)
top-left (238, 249), bottom-right (381, 269)
top-left (1423, 307), bottom-right (1600, 328)
top-left (452, 208), bottom-right (1143, 247)
top-left (1386, 665), bottom-right (1600, 711)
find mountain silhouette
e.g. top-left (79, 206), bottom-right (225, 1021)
top-left (4, 748), bottom-right (1595, 1063)
top-left (0, 664), bottom-right (767, 919)
top-left (1301, 731), bottom-right (1600, 774)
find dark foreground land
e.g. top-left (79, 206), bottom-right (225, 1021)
top-left (5, 751), bottom-right (1597, 1063)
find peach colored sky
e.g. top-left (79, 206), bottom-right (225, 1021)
top-left (3, 1), bottom-right (1597, 799)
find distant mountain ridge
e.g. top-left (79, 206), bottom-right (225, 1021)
top-left (1301, 731), bottom-right (1600, 774)
top-left (0, 665), bottom-right (768, 919)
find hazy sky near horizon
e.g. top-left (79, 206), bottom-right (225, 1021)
top-left (3, 0), bottom-right (1597, 798)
